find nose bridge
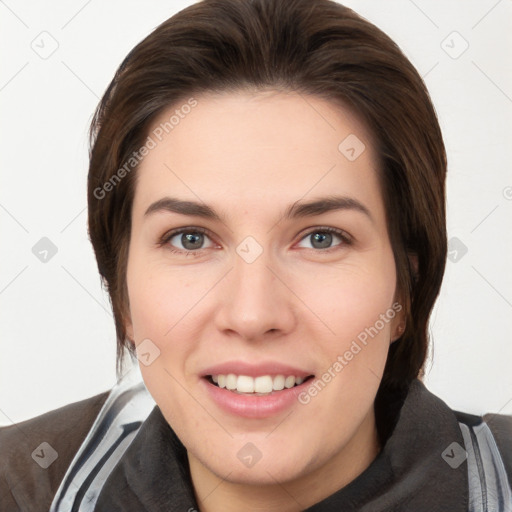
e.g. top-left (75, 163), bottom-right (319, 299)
top-left (234, 252), bottom-right (273, 304)
top-left (216, 242), bottom-right (295, 339)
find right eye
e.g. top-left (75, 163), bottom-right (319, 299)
top-left (160, 227), bottom-right (216, 254)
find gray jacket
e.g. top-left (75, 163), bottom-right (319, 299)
top-left (1, 375), bottom-right (511, 511)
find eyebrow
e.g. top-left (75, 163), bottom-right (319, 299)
top-left (144, 195), bottom-right (373, 222)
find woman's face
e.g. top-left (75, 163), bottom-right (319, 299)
top-left (125, 90), bottom-right (403, 489)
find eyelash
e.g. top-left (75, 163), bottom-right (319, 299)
top-left (158, 226), bottom-right (353, 256)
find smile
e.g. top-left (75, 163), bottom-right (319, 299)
top-left (200, 362), bottom-right (315, 418)
top-left (208, 374), bottom-right (312, 395)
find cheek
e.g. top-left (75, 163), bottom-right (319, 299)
top-left (292, 246), bottom-right (398, 408)
top-left (126, 256), bottom-right (219, 385)
top-left (127, 273), bottom-right (176, 343)
top-left (126, 251), bottom-right (203, 340)
top-left (298, 249), bottom-right (397, 341)
top-left (295, 265), bottom-right (397, 438)
top-left (126, 260), bottom-right (204, 417)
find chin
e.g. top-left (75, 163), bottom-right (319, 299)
top-left (205, 452), bottom-right (311, 486)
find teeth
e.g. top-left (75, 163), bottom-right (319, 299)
top-left (284, 376), bottom-right (295, 389)
top-left (237, 375), bottom-right (254, 393)
top-left (255, 376), bottom-right (273, 393)
top-left (210, 374), bottom-right (307, 394)
top-left (226, 374), bottom-right (237, 390)
top-left (273, 375), bottom-right (285, 391)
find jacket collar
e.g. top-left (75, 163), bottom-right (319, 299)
top-left (95, 380), bottom-right (468, 511)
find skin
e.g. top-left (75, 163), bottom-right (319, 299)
top-left (124, 90), bottom-right (405, 511)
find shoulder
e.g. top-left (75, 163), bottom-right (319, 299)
top-left (482, 412), bottom-right (512, 443)
top-left (0, 391), bottom-right (109, 512)
top-left (455, 409), bottom-right (512, 505)
top-left (483, 412), bottom-right (512, 486)
top-left (456, 409), bottom-right (512, 460)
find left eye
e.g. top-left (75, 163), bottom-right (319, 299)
top-left (297, 229), bottom-right (346, 250)
top-left (167, 230), bottom-right (215, 251)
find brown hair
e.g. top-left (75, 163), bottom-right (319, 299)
top-left (87, 0), bottom-right (447, 393)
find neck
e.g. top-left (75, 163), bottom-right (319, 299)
top-left (188, 409), bottom-right (380, 512)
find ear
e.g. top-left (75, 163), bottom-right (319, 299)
top-left (389, 252), bottom-right (418, 343)
top-left (389, 304), bottom-right (406, 343)
top-left (125, 319), bottom-right (134, 343)
top-left (408, 252), bottom-right (419, 283)
top-left (122, 305), bottom-right (135, 346)
top-left (388, 284), bottom-right (406, 343)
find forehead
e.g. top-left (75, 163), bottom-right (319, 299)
top-left (133, 90), bottom-right (383, 221)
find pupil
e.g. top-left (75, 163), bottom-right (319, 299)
top-left (182, 232), bottom-right (203, 250)
top-left (311, 232), bottom-right (332, 249)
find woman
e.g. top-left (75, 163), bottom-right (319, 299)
top-left (1, 0), bottom-right (510, 510)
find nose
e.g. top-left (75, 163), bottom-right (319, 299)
top-left (214, 250), bottom-right (297, 342)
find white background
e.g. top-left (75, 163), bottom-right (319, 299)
top-left (1, 0), bottom-right (511, 426)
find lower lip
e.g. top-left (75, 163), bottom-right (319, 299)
top-left (201, 378), bottom-right (312, 419)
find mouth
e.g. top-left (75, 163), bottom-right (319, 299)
top-left (199, 361), bottom-right (316, 418)
top-left (205, 373), bottom-right (315, 396)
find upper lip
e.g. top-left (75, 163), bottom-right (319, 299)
top-left (200, 361), bottom-right (314, 378)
